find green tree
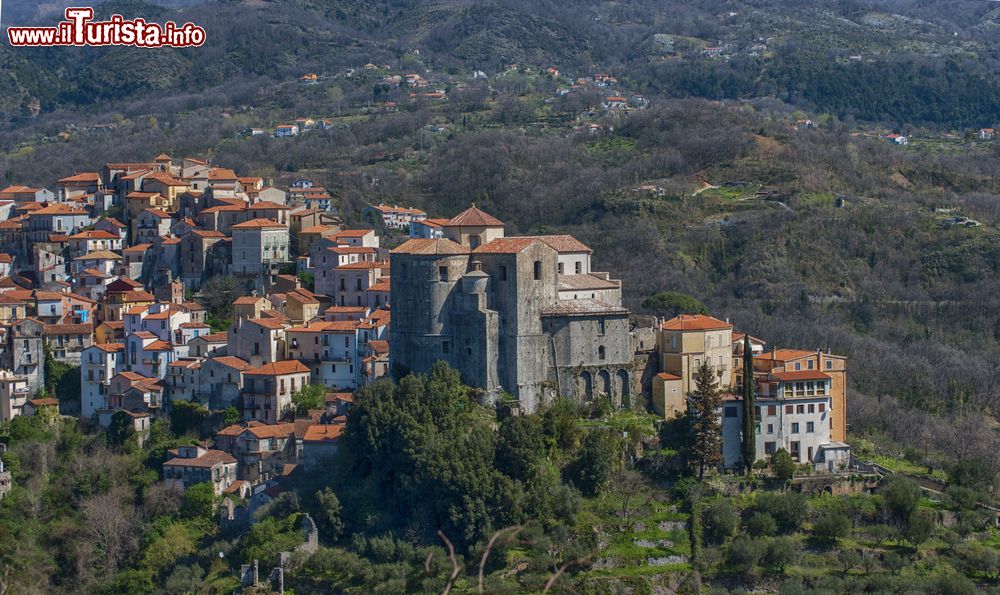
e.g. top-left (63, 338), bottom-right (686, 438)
top-left (746, 512), bottom-right (778, 537)
top-left (838, 549), bottom-right (861, 574)
top-left (726, 535), bottom-right (764, 575)
top-left (771, 448), bottom-right (795, 481)
top-left (903, 511), bottom-right (934, 549)
top-left (567, 429), bottom-right (621, 496)
top-left (741, 334), bottom-right (756, 474)
top-left (169, 400), bottom-right (210, 437)
top-left (688, 361), bottom-right (723, 479)
top-left (292, 384), bottom-right (326, 416)
top-left (107, 410), bottom-right (136, 448)
top-left (496, 415), bottom-right (545, 482)
top-left (812, 512), bottom-right (851, 545)
top-left (343, 363), bottom-right (514, 551)
top-left (314, 488), bottom-right (345, 540)
top-left (880, 476), bottom-right (922, 522)
top-left (181, 482), bottom-right (215, 521)
top-left (641, 291), bottom-right (708, 316)
top-left (141, 523), bottom-right (197, 573)
top-left (763, 537), bottom-right (798, 573)
top-left (703, 499), bottom-right (739, 545)
top-left (882, 551), bottom-right (904, 575)
top-left (754, 492), bottom-right (809, 534)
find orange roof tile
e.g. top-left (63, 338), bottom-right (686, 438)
top-left (303, 424), bottom-right (344, 443)
top-left (245, 360), bottom-right (310, 376)
top-left (231, 218), bottom-right (286, 230)
top-left (391, 238), bottom-right (469, 255)
top-left (445, 205), bottom-right (504, 227)
top-left (661, 314), bottom-right (733, 331)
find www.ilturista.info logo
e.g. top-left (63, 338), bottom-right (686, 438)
top-left (6, 7), bottom-right (206, 47)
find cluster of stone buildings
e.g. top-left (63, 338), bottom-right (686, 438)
top-left (0, 158), bottom-right (849, 500)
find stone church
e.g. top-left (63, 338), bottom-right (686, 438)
top-left (390, 205), bottom-right (643, 412)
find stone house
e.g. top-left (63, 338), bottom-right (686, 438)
top-left (163, 445), bottom-right (238, 495)
top-left (242, 360), bottom-right (310, 423)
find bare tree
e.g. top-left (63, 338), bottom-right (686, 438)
top-left (82, 490), bottom-right (142, 575)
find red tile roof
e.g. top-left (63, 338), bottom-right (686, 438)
top-left (771, 370), bottom-right (831, 382)
top-left (661, 314), bottom-right (733, 331)
top-left (445, 205), bottom-right (504, 227)
top-left (391, 238), bottom-right (469, 255)
top-left (245, 360), bottom-right (310, 376)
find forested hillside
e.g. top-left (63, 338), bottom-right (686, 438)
top-left (0, 0), bottom-right (998, 592)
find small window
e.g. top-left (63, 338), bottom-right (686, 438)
top-left (767, 405), bottom-right (776, 416)
top-left (439, 266), bottom-right (448, 282)
top-left (767, 424), bottom-right (773, 434)
top-left (557, 262), bottom-right (564, 274)
top-left (807, 360), bottom-right (814, 369)
top-left (442, 341), bottom-right (450, 354)
top-left (818, 403), bottom-right (825, 412)
top-left (574, 261), bottom-right (582, 274)
top-left (796, 404), bottom-right (804, 414)
top-left (533, 261), bottom-right (542, 280)
top-left (500, 265), bottom-right (507, 281)
top-left (791, 422), bottom-right (799, 433)
top-left (806, 422), bottom-right (815, 433)
top-left (808, 404), bottom-right (815, 413)
top-left (825, 360), bottom-right (832, 370)
top-left (764, 441), bottom-right (776, 455)
top-left (794, 362), bottom-right (801, 371)
top-left (598, 346), bottom-right (606, 360)
top-left (724, 407), bottom-right (737, 418)
top-left (785, 404), bottom-right (793, 414)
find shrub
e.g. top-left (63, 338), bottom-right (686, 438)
top-left (771, 449), bottom-right (795, 481)
top-left (754, 492), bottom-right (808, 534)
top-left (763, 536), bottom-right (799, 573)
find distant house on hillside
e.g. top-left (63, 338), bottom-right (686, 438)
top-left (275, 124), bottom-right (299, 138)
top-left (886, 133), bottom-right (908, 146)
top-left (979, 128), bottom-right (995, 140)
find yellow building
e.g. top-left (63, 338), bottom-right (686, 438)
top-left (753, 349), bottom-right (848, 443)
top-left (651, 372), bottom-right (684, 419)
top-left (655, 314), bottom-right (734, 400)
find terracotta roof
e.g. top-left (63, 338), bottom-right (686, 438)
top-left (194, 332), bottom-right (228, 342)
top-left (303, 424), bottom-right (344, 443)
top-left (141, 208), bottom-right (172, 219)
top-left (540, 299), bottom-right (628, 317)
top-left (58, 172), bottom-right (101, 184)
top-left (30, 203), bottom-right (88, 216)
top-left (74, 250), bottom-right (122, 261)
top-left (207, 356), bottom-right (252, 371)
top-left (300, 225), bottom-right (335, 234)
top-left (68, 230), bottom-right (118, 240)
top-left (391, 238), bottom-right (469, 255)
top-left (28, 397), bottom-right (60, 407)
top-left (289, 321), bottom-right (358, 333)
top-left (757, 349), bottom-right (820, 362)
top-left (231, 218), bottom-right (286, 230)
top-left (122, 290), bottom-right (156, 302)
top-left (661, 314), bottom-right (732, 331)
top-left (522, 234), bottom-right (592, 254)
top-left (216, 420), bottom-right (266, 436)
top-left (558, 274), bottom-right (619, 291)
top-left (248, 317), bottom-right (288, 330)
top-left (445, 205), bottom-right (504, 227)
top-left (233, 296), bottom-right (266, 305)
top-left (245, 360), bottom-right (310, 376)
top-left (163, 449), bottom-right (236, 468)
top-left (771, 370), bottom-right (832, 382)
top-left (92, 343), bottom-right (125, 352)
top-left (656, 372), bottom-right (682, 381)
top-left (368, 278), bottom-right (390, 292)
top-left (333, 229), bottom-right (374, 238)
top-left (473, 237), bottom-right (541, 254)
top-left (325, 306), bottom-right (367, 313)
top-left (336, 260), bottom-right (388, 270)
top-left (370, 204), bottom-right (426, 215)
top-left (123, 244), bottom-right (152, 253)
top-left (249, 201), bottom-right (289, 210)
top-left (43, 323), bottom-right (93, 335)
top-left (145, 340), bottom-right (173, 351)
top-left (329, 246), bottom-right (377, 254)
top-left (368, 339), bottom-right (389, 355)
top-left (241, 422), bottom-right (296, 439)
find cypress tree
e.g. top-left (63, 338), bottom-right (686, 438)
top-left (689, 361), bottom-right (723, 479)
top-left (742, 334), bottom-right (756, 474)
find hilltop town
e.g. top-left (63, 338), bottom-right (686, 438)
top-left (0, 155), bottom-right (850, 503)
